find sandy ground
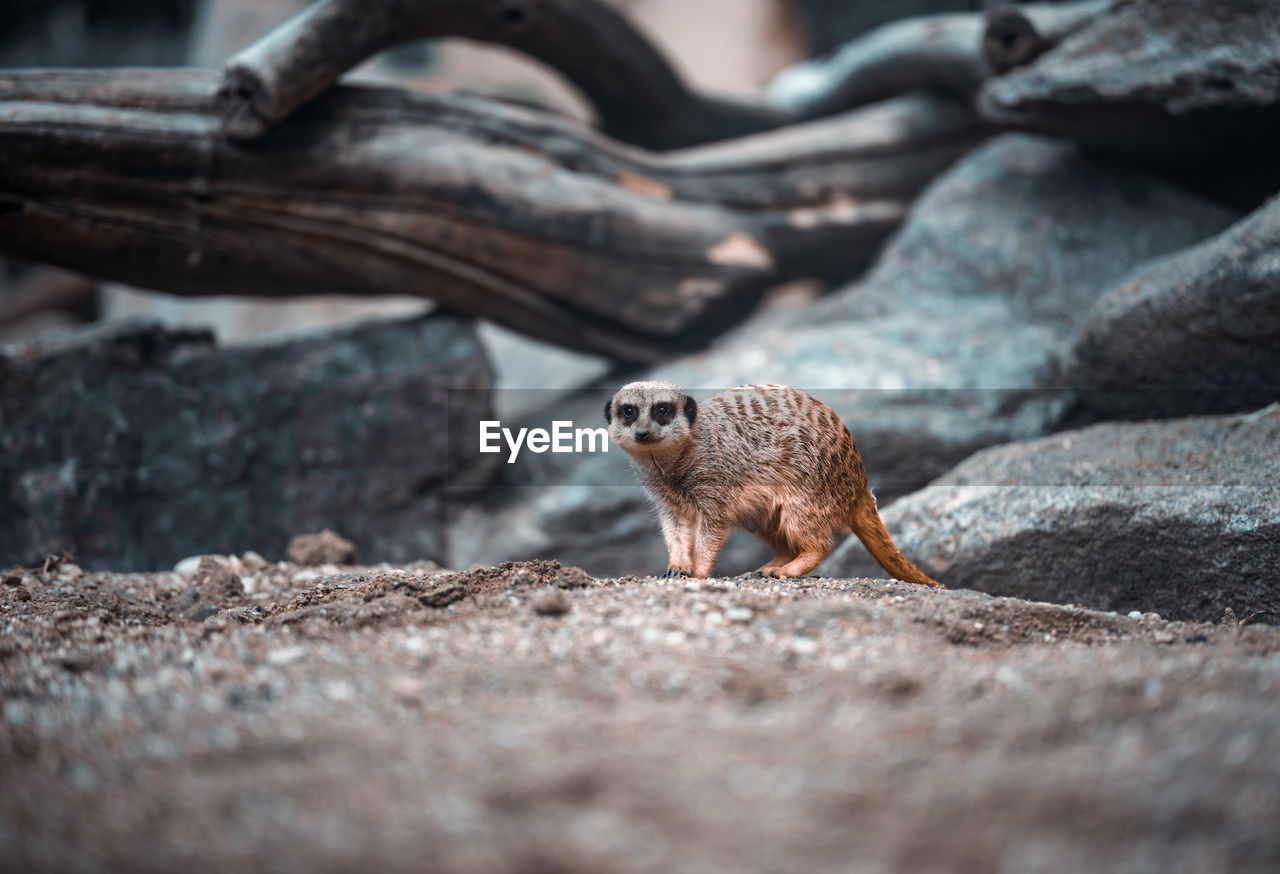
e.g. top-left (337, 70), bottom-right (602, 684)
top-left (2, 557), bottom-right (1279, 873)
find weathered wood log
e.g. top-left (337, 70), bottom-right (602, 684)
top-left (215, 0), bottom-right (784, 149)
top-left (0, 70), bottom-right (986, 363)
top-left (765, 1), bottom-right (1105, 120)
top-left (979, 0), bottom-right (1280, 204)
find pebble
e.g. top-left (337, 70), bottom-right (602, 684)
top-left (508, 568), bottom-right (539, 587)
top-left (1127, 610), bottom-right (1143, 620)
top-left (241, 551), bottom-right (268, 568)
top-left (726, 607), bottom-right (754, 624)
top-left (266, 646), bottom-right (306, 666)
top-left (790, 637), bottom-right (818, 657)
top-left (531, 589), bottom-right (571, 617)
top-left (173, 555), bottom-right (206, 577)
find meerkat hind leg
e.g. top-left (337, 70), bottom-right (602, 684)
top-left (763, 547), bottom-right (831, 579)
top-left (761, 518), bottom-right (831, 579)
top-left (756, 526), bottom-right (798, 573)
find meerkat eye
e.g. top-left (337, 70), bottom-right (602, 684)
top-left (620, 404), bottom-right (638, 422)
top-left (652, 403), bottom-right (675, 424)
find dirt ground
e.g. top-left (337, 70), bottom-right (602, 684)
top-left (2, 557), bottom-right (1278, 873)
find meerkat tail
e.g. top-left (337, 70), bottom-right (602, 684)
top-left (847, 500), bottom-right (943, 588)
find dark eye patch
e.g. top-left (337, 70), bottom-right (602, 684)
top-left (652, 403), bottom-right (675, 424)
top-left (620, 404), bottom-right (638, 423)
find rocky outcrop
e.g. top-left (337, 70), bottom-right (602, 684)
top-left (1060, 193), bottom-right (1280, 421)
top-left (449, 134), bottom-right (1238, 576)
top-left (827, 405), bottom-right (1280, 623)
top-left (979, 0), bottom-right (1280, 204)
top-left (0, 315), bottom-right (492, 571)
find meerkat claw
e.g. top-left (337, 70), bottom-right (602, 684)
top-left (660, 568), bottom-right (689, 579)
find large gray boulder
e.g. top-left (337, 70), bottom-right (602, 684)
top-left (979, 0), bottom-right (1280, 202)
top-left (1061, 192), bottom-right (1280, 420)
top-left (449, 134), bottom-right (1237, 576)
top-left (0, 315), bottom-right (492, 571)
top-left (827, 405), bottom-right (1280, 623)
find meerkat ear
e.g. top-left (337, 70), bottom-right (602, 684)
top-left (604, 398), bottom-right (613, 424)
top-left (683, 395), bottom-right (697, 426)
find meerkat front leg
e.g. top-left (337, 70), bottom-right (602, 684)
top-left (690, 515), bottom-right (731, 578)
top-left (659, 507), bottom-right (696, 577)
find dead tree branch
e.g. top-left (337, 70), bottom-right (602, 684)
top-left (767, 0), bottom-right (1106, 120)
top-left (0, 70), bottom-right (986, 363)
top-left (215, 0), bottom-right (784, 150)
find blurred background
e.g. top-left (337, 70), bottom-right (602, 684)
top-left (0, 0), bottom-right (986, 398)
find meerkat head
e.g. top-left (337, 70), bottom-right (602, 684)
top-left (605, 380), bottom-right (697, 458)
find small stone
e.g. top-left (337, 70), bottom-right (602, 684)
top-left (531, 589), bottom-right (571, 616)
top-left (1153, 631), bottom-right (1176, 644)
top-left (419, 583), bottom-right (466, 609)
top-left (508, 567), bottom-right (539, 587)
top-left (1127, 610), bottom-right (1143, 620)
top-left (392, 674), bottom-right (422, 703)
top-left (726, 606), bottom-right (754, 624)
top-left (1143, 612), bottom-right (1162, 622)
top-left (554, 566), bottom-right (592, 589)
top-left (288, 529), bottom-right (356, 566)
top-left (173, 555), bottom-right (205, 577)
top-left (266, 646), bottom-right (305, 666)
top-left (790, 637), bottom-right (818, 656)
top-left (194, 557), bottom-right (243, 603)
top-left (241, 550), bottom-right (268, 568)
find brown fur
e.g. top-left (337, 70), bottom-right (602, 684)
top-left (606, 381), bottom-right (941, 585)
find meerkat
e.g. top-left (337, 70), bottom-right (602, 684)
top-left (605, 381), bottom-right (940, 585)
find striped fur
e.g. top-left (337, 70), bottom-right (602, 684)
top-left (607, 381), bottom-right (940, 585)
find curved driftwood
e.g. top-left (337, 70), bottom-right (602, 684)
top-left (767, 0), bottom-right (1106, 120)
top-left (0, 70), bottom-right (986, 363)
top-left (215, 0), bottom-right (784, 149)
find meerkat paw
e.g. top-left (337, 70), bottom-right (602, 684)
top-left (659, 567), bottom-right (690, 579)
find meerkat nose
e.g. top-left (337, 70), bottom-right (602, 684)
top-left (635, 430), bottom-right (651, 441)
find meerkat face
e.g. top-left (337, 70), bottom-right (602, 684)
top-left (606, 380), bottom-right (697, 457)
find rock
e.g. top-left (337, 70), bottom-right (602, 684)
top-left (193, 556), bottom-right (243, 603)
top-left (240, 551), bottom-right (268, 569)
top-left (0, 314), bottom-right (493, 571)
top-left (554, 566), bottom-right (592, 590)
top-left (979, 0), bottom-right (1280, 203)
top-left (450, 135), bottom-right (1237, 577)
top-left (827, 407), bottom-right (1280, 623)
top-left (530, 589), bottom-right (572, 617)
top-left (1061, 193), bottom-right (1280, 420)
top-left (173, 556), bottom-right (206, 577)
top-left (288, 530), bottom-right (356, 567)
top-left (726, 606), bottom-right (755, 624)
